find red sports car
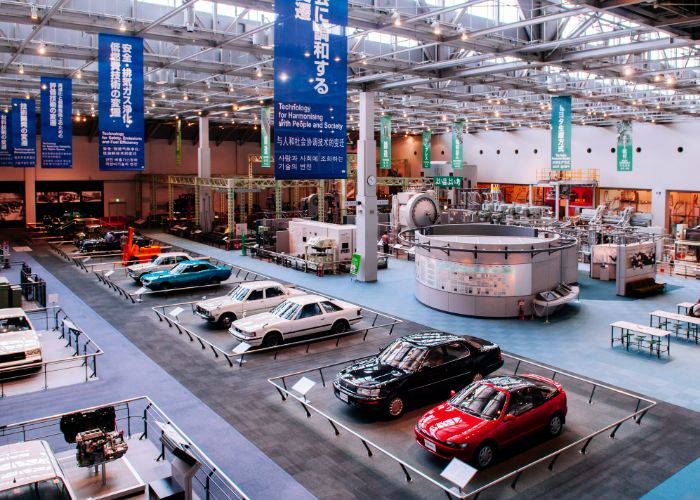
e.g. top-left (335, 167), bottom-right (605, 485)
top-left (415, 374), bottom-right (567, 469)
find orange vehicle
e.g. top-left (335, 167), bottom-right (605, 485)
top-left (121, 227), bottom-right (161, 264)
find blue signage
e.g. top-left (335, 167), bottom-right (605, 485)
top-left (98, 33), bottom-right (144, 170)
top-left (0, 111), bottom-right (13, 167)
top-left (11, 98), bottom-right (36, 168)
top-left (273, 0), bottom-right (347, 179)
top-left (40, 77), bottom-right (72, 168)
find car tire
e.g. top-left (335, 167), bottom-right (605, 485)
top-left (386, 396), bottom-right (405, 419)
top-left (217, 313), bottom-right (236, 329)
top-left (262, 331), bottom-right (283, 348)
top-left (547, 412), bottom-right (565, 437)
top-left (473, 442), bottom-right (496, 469)
top-left (331, 319), bottom-right (349, 335)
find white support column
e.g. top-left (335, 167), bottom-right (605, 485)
top-left (198, 115), bottom-right (213, 231)
top-left (356, 92), bottom-right (378, 282)
top-left (651, 188), bottom-right (668, 231)
top-left (528, 184), bottom-right (533, 206)
top-left (554, 183), bottom-right (560, 221)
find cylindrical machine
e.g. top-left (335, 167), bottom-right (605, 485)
top-left (407, 224), bottom-right (578, 317)
top-left (396, 191), bottom-right (441, 230)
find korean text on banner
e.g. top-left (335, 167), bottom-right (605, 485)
top-left (550, 95), bottom-right (572, 171)
top-left (379, 115), bottom-right (391, 169)
top-left (11, 98), bottom-right (36, 168)
top-left (617, 120), bottom-right (633, 172)
top-left (451, 121), bottom-right (464, 169)
top-left (422, 130), bottom-right (431, 169)
top-left (40, 77), bottom-right (72, 168)
top-left (0, 111), bottom-right (13, 167)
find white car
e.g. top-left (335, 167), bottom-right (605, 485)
top-left (0, 441), bottom-right (76, 499)
top-left (127, 252), bottom-right (193, 282)
top-left (0, 308), bottom-right (42, 373)
top-left (229, 294), bottom-right (362, 348)
top-left (195, 280), bottom-right (306, 328)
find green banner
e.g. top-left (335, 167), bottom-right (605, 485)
top-left (434, 175), bottom-right (462, 188)
top-left (261, 106), bottom-right (271, 168)
top-left (550, 95), bottom-right (572, 170)
top-left (421, 130), bottom-right (431, 169)
top-left (451, 121), bottom-right (464, 169)
top-left (175, 118), bottom-right (182, 167)
top-left (350, 253), bottom-right (361, 275)
top-left (616, 120), bottom-right (633, 172)
top-left (379, 115), bottom-right (391, 169)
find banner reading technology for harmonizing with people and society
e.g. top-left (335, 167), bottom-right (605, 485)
top-left (11, 98), bottom-right (36, 168)
top-left (273, 0), bottom-right (347, 179)
top-left (0, 111), bottom-right (13, 167)
top-left (40, 76), bottom-right (72, 168)
top-left (98, 33), bottom-right (145, 171)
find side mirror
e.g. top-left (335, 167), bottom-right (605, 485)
top-left (450, 390), bottom-right (456, 397)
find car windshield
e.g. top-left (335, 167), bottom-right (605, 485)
top-left (271, 300), bottom-right (302, 320)
top-left (228, 286), bottom-right (250, 301)
top-left (0, 316), bottom-right (31, 334)
top-left (450, 383), bottom-right (507, 420)
top-left (170, 263), bottom-right (191, 274)
top-left (378, 341), bottom-right (426, 372)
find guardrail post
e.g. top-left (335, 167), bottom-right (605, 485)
top-left (361, 439), bottom-right (373, 457)
top-left (547, 453), bottom-right (560, 471)
top-left (327, 419), bottom-right (339, 436)
top-left (205, 470), bottom-right (215, 500)
top-left (588, 384), bottom-right (597, 404)
top-left (580, 436), bottom-right (594, 454)
top-left (399, 463), bottom-right (412, 483)
top-left (299, 401), bottom-right (311, 418)
top-left (609, 421), bottom-right (623, 439)
top-left (510, 471), bottom-right (523, 490)
top-left (513, 359), bottom-right (521, 375)
top-left (319, 368), bottom-right (326, 387)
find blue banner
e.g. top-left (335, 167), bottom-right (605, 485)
top-left (0, 111), bottom-right (12, 167)
top-left (273, 0), bottom-right (347, 179)
top-left (11, 98), bottom-right (36, 167)
top-left (40, 77), bottom-right (72, 168)
top-left (98, 33), bottom-right (144, 170)
top-left (550, 95), bottom-right (572, 171)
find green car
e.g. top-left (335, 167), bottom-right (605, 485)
top-left (140, 260), bottom-right (232, 290)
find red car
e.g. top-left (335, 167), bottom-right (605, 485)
top-left (415, 374), bottom-right (567, 469)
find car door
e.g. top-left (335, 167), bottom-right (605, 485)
top-left (179, 264), bottom-right (200, 286)
top-left (500, 388), bottom-right (536, 444)
top-left (264, 286), bottom-right (286, 310)
top-left (442, 341), bottom-right (474, 390)
top-left (409, 346), bottom-right (449, 399)
top-left (290, 302), bottom-right (325, 339)
top-left (244, 289), bottom-right (266, 315)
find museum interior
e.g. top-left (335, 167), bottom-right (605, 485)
top-left (0, 0), bottom-right (698, 499)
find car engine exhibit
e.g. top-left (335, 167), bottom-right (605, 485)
top-left (0, 0), bottom-right (699, 499)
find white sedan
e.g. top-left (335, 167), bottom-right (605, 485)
top-left (0, 308), bottom-right (42, 373)
top-left (127, 252), bottom-right (193, 282)
top-left (229, 294), bottom-right (362, 348)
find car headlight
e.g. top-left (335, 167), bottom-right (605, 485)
top-left (356, 387), bottom-right (380, 397)
top-left (445, 440), bottom-right (469, 449)
top-left (26, 348), bottom-right (41, 357)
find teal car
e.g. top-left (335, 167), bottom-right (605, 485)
top-left (140, 260), bottom-right (232, 290)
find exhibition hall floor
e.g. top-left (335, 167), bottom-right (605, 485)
top-left (149, 232), bottom-right (700, 413)
top-left (2, 234), bottom-right (699, 499)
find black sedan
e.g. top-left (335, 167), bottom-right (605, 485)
top-left (333, 331), bottom-right (503, 418)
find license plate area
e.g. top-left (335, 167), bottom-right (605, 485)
top-left (424, 439), bottom-right (436, 452)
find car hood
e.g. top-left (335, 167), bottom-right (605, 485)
top-left (0, 332), bottom-right (40, 354)
top-left (418, 403), bottom-right (490, 442)
top-left (198, 296), bottom-right (236, 310)
top-left (128, 263), bottom-right (154, 273)
top-left (141, 270), bottom-right (171, 280)
top-left (232, 312), bottom-right (284, 331)
top-left (337, 358), bottom-right (409, 388)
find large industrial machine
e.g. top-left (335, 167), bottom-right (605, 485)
top-left (390, 190), bottom-right (441, 233)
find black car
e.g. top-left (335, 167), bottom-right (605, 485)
top-left (78, 231), bottom-right (148, 253)
top-left (333, 331), bottom-right (503, 418)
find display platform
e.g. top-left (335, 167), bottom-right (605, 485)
top-left (270, 353), bottom-right (656, 498)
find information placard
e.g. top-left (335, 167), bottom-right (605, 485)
top-left (434, 176), bottom-right (462, 188)
top-left (98, 33), bottom-right (145, 171)
top-left (273, 0), bottom-right (347, 179)
top-left (11, 98), bottom-right (36, 168)
top-left (0, 111), bottom-right (13, 167)
top-left (40, 76), bottom-right (72, 168)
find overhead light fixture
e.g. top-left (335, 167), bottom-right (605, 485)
top-left (431, 20), bottom-right (441, 35)
top-left (18, 64), bottom-right (24, 74)
top-left (118, 16), bottom-right (126, 32)
top-left (150, 101), bottom-right (155, 108)
top-left (37, 43), bottom-right (46, 55)
top-left (461, 29), bottom-right (468, 41)
top-left (279, 72), bottom-right (289, 82)
top-left (224, 112), bottom-right (228, 117)
top-left (333, 55), bottom-right (341, 62)
top-left (30, 3), bottom-right (38, 20)
top-left (391, 10), bottom-right (401, 27)
top-left (623, 66), bottom-right (634, 77)
top-left (205, 96), bottom-right (210, 102)
top-left (255, 66), bottom-right (263, 78)
top-left (25, 93), bottom-right (30, 99)
top-left (160, 92), bottom-right (166, 99)
top-left (665, 74), bottom-right (676, 86)
top-left (654, 74), bottom-right (662, 82)
top-left (183, 93), bottom-right (188, 101)
top-left (76, 70), bottom-right (82, 79)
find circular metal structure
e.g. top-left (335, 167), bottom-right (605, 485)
top-left (399, 224), bottom-right (578, 318)
top-left (399, 192), bottom-right (441, 229)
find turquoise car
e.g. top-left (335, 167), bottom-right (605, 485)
top-left (140, 260), bottom-right (232, 290)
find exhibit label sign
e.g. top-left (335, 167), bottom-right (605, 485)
top-left (451, 121), bottom-right (464, 169)
top-left (11, 98), bottom-right (36, 168)
top-left (616, 120), bottom-right (632, 172)
top-left (261, 106), bottom-right (272, 168)
top-left (434, 175), bottom-right (462, 188)
top-left (98, 33), bottom-right (145, 171)
top-left (550, 95), bottom-right (572, 171)
top-left (40, 76), bottom-right (72, 168)
top-left (379, 115), bottom-right (391, 169)
top-left (421, 130), bottom-right (431, 169)
top-left (273, 0), bottom-right (347, 179)
top-left (0, 111), bottom-right (13, 167)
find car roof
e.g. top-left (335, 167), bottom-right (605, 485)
top-left (180, 260), bottom-right (210, 265)
top-left (483, 376), bottom-right (537, 392)
top-left (0, 441), bottom-right (61, 491)
top-left (0, 308), bottom-right (27, 320)
top-left (285, 294), bottom-right (327, 305)
top-left (239, 280), bottom-right (283, 289)
top-left (159, 252), bottom-right (190, 258)
top-left (399, 331), bottom-right (463, 348)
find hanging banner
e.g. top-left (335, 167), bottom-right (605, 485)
top-left (261, 106), bottom-right (271, 168)
top-left (273, 0), bottom-right (347, 179)
top-left (550, 95), bottom-right (572, 171)
top-left (98, 33), bottom-right (145, 171)
top-left (616, 120), bottom-right (633, 172)
top-left (379, 115), bottom-right (391, 169)
top-left (40, 77), bottom-right (72, 168)
top-left (451, 121), bottom-right (464, 169)
top-left (175, 118), bottom-right (182, 167)
top-left (0, 111), bottom-right (12, 167)
top-left (422, 131), bottom-right (431, 169)
top-left (11, 98), bottom-right (36, 168)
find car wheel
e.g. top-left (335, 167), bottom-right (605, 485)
top-left (386, 396), bottom-right (405, 418)
top-left (473, 442), bottom-right (496, 469)
top-left (331, 320), bottom-right (349, 335)
top-left (217, 313), bottom-right (236, 329)
top-left (262, 331), bottom-right (283, 348)
top-left (547, 412), bottom-right (564, 437)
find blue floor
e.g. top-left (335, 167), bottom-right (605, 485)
top-left (152, 232), bottom-right (700, 413)
top-left (641, 458), bottom-right (700, 500)
top-left (0, 251), bottom-right (313, 500)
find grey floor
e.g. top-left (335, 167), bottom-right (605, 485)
top-left (4, 238), bottom-right (700, 499)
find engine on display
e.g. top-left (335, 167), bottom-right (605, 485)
top-left (75, 428), bottom-right (128, 467)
